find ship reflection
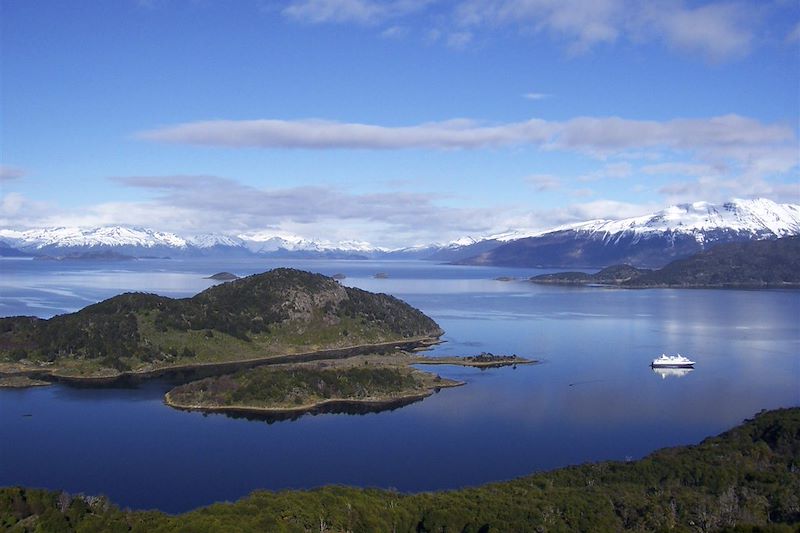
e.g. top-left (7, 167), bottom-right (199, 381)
top-left (652, 367), bottom-right (694, 379)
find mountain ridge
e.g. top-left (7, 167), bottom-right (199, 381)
top-left (458, 198), bottom-right (800, 268)
top-left (2, 198), bottom-right (798, 263)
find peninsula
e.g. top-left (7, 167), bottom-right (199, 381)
top-left (0, 268), bottom-right (442, 384)
top-left (531, 236), bottom-right (800, 289)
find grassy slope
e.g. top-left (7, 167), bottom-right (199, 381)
top-left (0, 269), bottom-right (441, 377)
top-left (2, 408), bottom-right (799, 532)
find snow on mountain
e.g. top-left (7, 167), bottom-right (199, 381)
top-left (3, 199), bottom-right (796, 261)
top-left (185, 233), bottom-right (244, 248)
top-left (458, 198), bottom-right (800, 268)
top-left (445, 236), bottom-right (478, 248)
top-left (237, 231), bottom-right (383, 254)
top-left (556, 199), bottom-right (800, 243)
top-left (0, 226), bottom-right (188, 250)
top-left (484, 229), bottom-right (546, 242)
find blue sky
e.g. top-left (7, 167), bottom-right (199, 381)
top-left (1, 0), bottom-right (798, 246)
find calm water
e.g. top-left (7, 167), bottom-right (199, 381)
top-left (1, 258), bottom-right (798, 513)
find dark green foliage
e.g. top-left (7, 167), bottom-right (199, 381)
top-left (632, 236), bottom-right (800, 287)
top-left (3, 408), bottom-right (799, 532)
top-left (169, 365), bottom-right (423, 407)
top-left (0, 269), bottom-right (440, 371)
top-left (337, 286), bottom-right (440, 338)
top-left (531, 237), bottom-right (800, 288)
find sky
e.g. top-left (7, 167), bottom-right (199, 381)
top-left (1, 0), bottom-right (798, 247)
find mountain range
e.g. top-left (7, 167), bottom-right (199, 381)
top-left (458, 198), bottom-right (800, 268)
top-left (2, 198), bottom-right (798, 267)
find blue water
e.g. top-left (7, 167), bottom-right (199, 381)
top-left (1, 258), bottom-right (798, 513)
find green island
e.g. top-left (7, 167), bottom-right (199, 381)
top-left (531, 236), bottom-right (800, 288)
top-left (0, 268), bottom-right (443, 384)
top-left (164, 354), bottom-right (464, 416)
top-left (3, 407), bottom-right (798, 532)
top-left (413, 352), bottom-right (534, 369)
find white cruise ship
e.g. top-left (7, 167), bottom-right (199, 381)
top-left (651, 354), bottom-right (695, 368)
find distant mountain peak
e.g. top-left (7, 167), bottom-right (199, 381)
top-left (556, 198), bottom-right (800, 243)
top-left (458, 198), bottom-right (800, 268)
top-left (0, 226), bottom-right (188, 250)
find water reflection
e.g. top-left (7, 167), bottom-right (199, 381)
top-left (189, 395), bottom-right (428, 424)
top-left (652, 367), bottom-right (694, 379)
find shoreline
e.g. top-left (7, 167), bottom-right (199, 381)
top-left (0, 335), bottom-right (443, 388)
top-left (163, 378), bottom-right (464, 417)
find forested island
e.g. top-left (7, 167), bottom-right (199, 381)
top-left (3, 407), bottom-right (798, 532)
top-left (162, 350), bottom-right (535, 416)
top-left (164, 354), bottom-right (463, 416)
top-left (531, 236), bottom-right (800, 288)
top-left (0, 269), bottom-right (442, 383)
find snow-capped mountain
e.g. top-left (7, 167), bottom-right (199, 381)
top-left (459, 199), bottom-right (800, 268)
top-left (239, 231), bottom-right (381, 255)
top-left (185, 233), bottom-right (244, 249)
top-left (3, 199), bottom-right (797, 264)
top-left (559, 199), bottom-right (800, 242)
top-left (0, 226), bottom-right (189, 256)
top-left (0, 226), bottom-right (388, 259)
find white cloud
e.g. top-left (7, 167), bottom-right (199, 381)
top-left (453, 0), bottom-right (757, 60)
top-left (0, 174), bottom-right (672, 248)
top-left (456, 0), bottom-right (622, 53)
top-left (138, 114), bottom-right (793, 156)
top-left (578, 161), bottom-right (632, 181)
top-left (523, 92), bottom-right (550, 100)
top-left (501, 198), bottom-right (658, 231)
top-left (95, 175), bottom-right (507, 246)
top-left (570, 188), bottom-right (595, 198)
top-left (641, 162), bottom-right (722, 176)
top-left (524, 174), bottom-right (561, 191)
top-left (0, 165), bottom-right (26, 182)
top-left (658, 176), bottom-right (800, 205)
top-left (788, 21), bottom-right (800, 42)
top-left (446, 31), bottom-right (473, 49)
top-left (137, 114), bottom-right (797, 190)
top-left (641, 2), bottom-right (753, 61)
top-left (282, 0), bottom-right (432, 25)
top-left (0, 192), bottom-right (53, 228)
top-left (380, 25), bottom-right (408, 38)
top-left (276, 0), bottom-right (763, 61)
top-left (138, 117), bottom-right (555, 149)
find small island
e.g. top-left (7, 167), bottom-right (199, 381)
top-left (32, 250), bottom-right (137, 262)
top-left (205, 272), bottom-right (239, 281)
top-left (164, 354), bottom-right (463, 416)
top-left (414, 352), bottom-right (534, 368)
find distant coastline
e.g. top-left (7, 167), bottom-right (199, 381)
top-left (531, 237), bottom-right (800, 289)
